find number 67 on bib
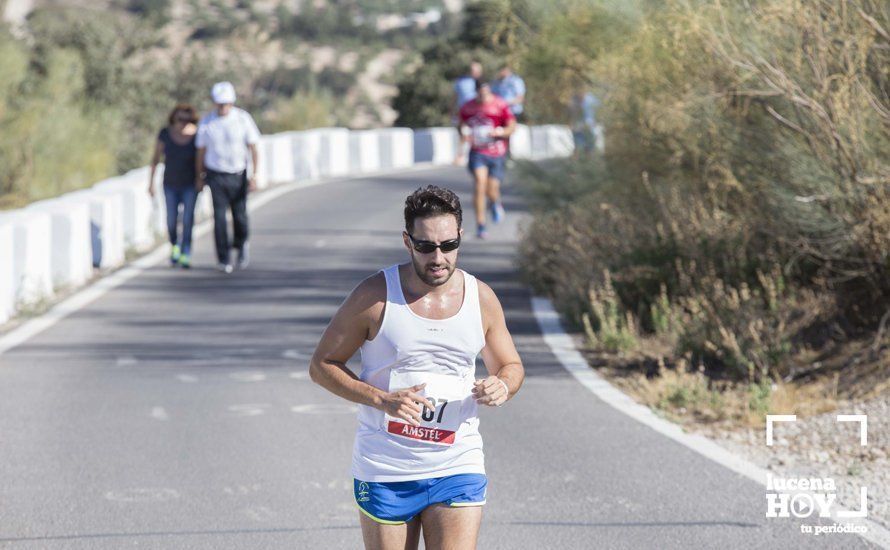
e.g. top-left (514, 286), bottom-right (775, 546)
top-left (384, 372), bottom-right (467, 447)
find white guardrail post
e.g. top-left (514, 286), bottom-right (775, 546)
top-left (26, 197), bottom-right (92, 291)
top-left (0, 125), bottom-right (574, 321)
top-left (0, 221), bottom-right (13, 323)
top-left (0, 209), bottom-right (54, 309)
top-left (349, 130), bottom-right (381, 174)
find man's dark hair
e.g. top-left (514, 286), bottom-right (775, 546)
top-left (475, 79), bottom-right (491, 92)
top-left (404, 186), bottom-right (462, 233)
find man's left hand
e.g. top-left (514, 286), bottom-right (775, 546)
top-left (248, 176), bottom-right (258, 192)
top-left (473, 376), bottom-right (509, 407)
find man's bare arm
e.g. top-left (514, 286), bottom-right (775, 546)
top-left (309, 274), bottom-right (433, 424)
top-left (248, 143), bottom-right (259, 186)
top-left (195, 147), bottom-right (206, 191)
top-left (498, 118), bottom-right (517, 139)
top-left (474, 281), bottom-right (524, 406)
top-left (148, 140), bottom-right (164, 197)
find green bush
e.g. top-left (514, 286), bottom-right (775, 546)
top-left (261, 88), bottom-right (337, 133)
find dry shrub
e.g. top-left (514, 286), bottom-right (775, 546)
top-left (519, 0), bottom-right (889, 382)
top-left (620, 361), bottom-right (840, 427)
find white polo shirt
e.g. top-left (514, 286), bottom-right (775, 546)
top-left (196, 107), bottom-right (261, 174)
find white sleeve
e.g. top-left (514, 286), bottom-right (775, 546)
top-left (195, 121), bottom-right (208, 148)
top-left (243, 111), bottom-right (261, 145)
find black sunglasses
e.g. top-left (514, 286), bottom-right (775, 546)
top-left (408, 234), bottom-right (461, 254)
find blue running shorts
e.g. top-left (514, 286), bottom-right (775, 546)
top-left (468, 150), bottom-right (506, 182)
top-left (354, 474), bottom-right (488, 524)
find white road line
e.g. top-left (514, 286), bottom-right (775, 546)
top-left (0, 164), bottom-right (440, 358)
top-left (176, 374), bottom-right (198, 383)
top-left (104, 488), bottom-right (179, 503)
top-left (282, 349), bottom-right (310, 360)
top-left (531, 296), bottom-right (890, 549)
top-left (150, 407), bottom-right (169, 421)
top-left (229, 371), bottom-right (267, 382)
top-left (291, 403), bottom-right (358, 415)
top-left (227, 404), bottom-right (271, 417)
top-left (242, 505), bottom-right (275, 522)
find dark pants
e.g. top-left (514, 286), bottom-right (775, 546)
top-left (163, 185), bottom-right (198, 255)
top-left (206, 169), bottom-right (249, 264)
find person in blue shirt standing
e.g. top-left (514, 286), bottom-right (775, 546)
top-left (491, 65), bottom-right (526, 121)
top-left (569, 89), bottom-right (600, 157)
top-left (452, 61), bottom-right (483, 122)
top-left (453, 62), bottom-right (484, 166)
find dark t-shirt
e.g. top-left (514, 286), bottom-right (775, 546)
top-left (158, 127), bottom-right (197, 188)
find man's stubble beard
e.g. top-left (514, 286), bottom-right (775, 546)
top-left (411, 253), bottom-right (456, 287)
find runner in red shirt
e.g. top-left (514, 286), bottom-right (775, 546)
top-left (456, 81), bottom-right (516, 239)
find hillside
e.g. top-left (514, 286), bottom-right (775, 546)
top-left (0, 0), bottom-right (463, 208)
top-left (6, 0), bottom-right (462, 127)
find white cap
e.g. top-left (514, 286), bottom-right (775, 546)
top-left (211, 81), bottom-right (236, 104)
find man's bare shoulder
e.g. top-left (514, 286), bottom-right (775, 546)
top-left (474, 278), bottom-right (508, 337)
top-left (343, 271), bottom-right (387, 315)
top-left (475, 278), bottom-right (505, 318)
top-left (475, 278), bottom-right (499, 306)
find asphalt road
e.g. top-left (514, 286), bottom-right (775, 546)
top-left (0, 166), bottom-right (876, 549)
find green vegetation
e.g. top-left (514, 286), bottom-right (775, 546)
top-left (392, 0), bottom-right (539, 127)
top-left (0, 1), bottom-right (455, 209)
top-left (514, 0), bottom-right (889, 393)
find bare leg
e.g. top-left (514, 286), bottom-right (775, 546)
top-left (486, 176), bottom-right (501, 204)
top-left (472, 167), bottom-right (489, 227)
top-left (420, 504), bottom-right (483, 550)
top-left (359, 511), bottom-right (422, 550)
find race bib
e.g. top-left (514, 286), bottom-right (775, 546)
top-left (471, 125), bottom-right (495, 146)
top-left (384, 371), bottom-right (470, 446)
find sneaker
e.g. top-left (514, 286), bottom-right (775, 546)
top-left (490, 201), bottom-right (505, 224)
top-left (476, 225), bottom-right (488, 239)
top-left (236, 243), bottom-right (250, 270)
top-left (217, 262), bottom-right (234, 274)
top-left (178, 254), bottom-right (191, 269)
top-left (170, 244), bottom-right (181, 266)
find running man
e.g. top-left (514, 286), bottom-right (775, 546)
top-left (456, 81), bottom-right (516, 239)
top-left (310, 185), bottom-right (524, 550)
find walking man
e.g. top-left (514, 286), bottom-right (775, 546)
top-left (456, 81), bottom-right (516, 239)
top-left (310, 185), bottom-right (524, 550)
top-left (195, 81), bottom-right (261, 273)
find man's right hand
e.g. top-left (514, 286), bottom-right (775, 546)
top-left (380, 384), bottom-right (435, 427)
top-left (195, 177), bottom-right (204, 193)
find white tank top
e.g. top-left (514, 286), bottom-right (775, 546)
top-left (351, 264), bottom-right (487, 482)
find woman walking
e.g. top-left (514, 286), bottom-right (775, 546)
top-left (149, 104), bottom-right (199, 268)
